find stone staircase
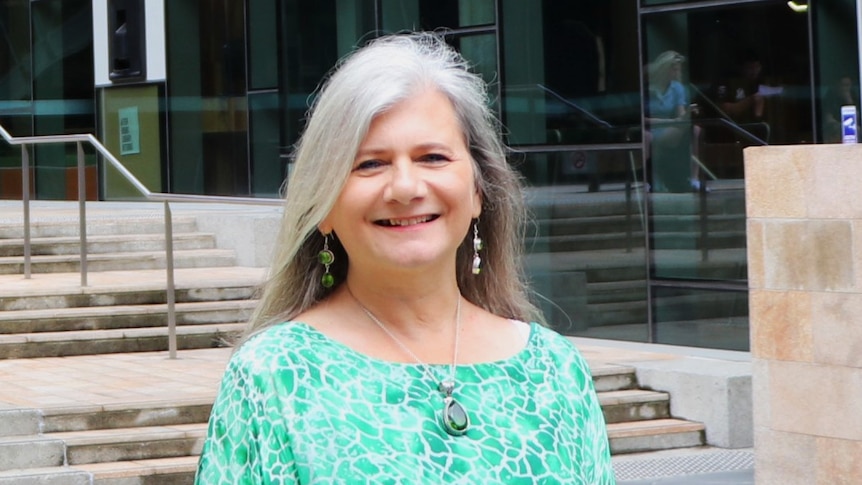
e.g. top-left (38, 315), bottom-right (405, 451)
top-left (0, 215), bottom-right (259, 360)
top-left (0, 207), bottom-right (706, 483)
top-left (0, 361), bottom-right (704, 484)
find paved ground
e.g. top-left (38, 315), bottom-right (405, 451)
top-left (619, 469), bottom-right (754, 484)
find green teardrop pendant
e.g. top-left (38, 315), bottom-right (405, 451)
top-left (441, 397), bottom-right (469, 436)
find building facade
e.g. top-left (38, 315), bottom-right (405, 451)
top-left (1, 0), bottom-right (860, 351)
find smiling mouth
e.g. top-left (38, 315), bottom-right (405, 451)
top-left (376, 215), bottom-right (439, 227)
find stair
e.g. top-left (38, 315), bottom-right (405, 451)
top-left (0, 359), bottom-right (705, 484)
top-left (0, 213), bottom-right (262, 360)
top-left (592, 364), bottom-right (705, 455)
top-left (0, 400), bottom-right (210, 484)
top-left (0, 205), bottom-right (706, 483)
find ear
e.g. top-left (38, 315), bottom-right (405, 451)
top-left (318, 217), bottom-right (333, 236)
top-left (471, 185), bottom-right (483, 219)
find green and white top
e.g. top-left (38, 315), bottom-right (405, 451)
top-left (195, 321), bottom-right (615, 484)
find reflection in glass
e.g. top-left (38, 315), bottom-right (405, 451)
top-left (31, 0), bottom-right (95, 200)
top-left (501, 1), bottom-right (640, 146)
top-left (652, 286), bottom-right (749, 351)
top-left (166, 0), bottom-right (248, 195)
top-left (519, 149), bottom-right (648, 343)
top-left (382, 0), bottom-right (494, 32)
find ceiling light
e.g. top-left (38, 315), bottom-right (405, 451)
top-left (787, 1), bottom-right (808, 13)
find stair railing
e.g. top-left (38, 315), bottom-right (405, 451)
top-left (1, 123), bottom-right (281, 359)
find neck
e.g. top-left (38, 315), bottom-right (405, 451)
top-left (342, 271), bottom-right (462, 336)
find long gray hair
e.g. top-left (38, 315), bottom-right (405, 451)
top-left (241, 32), bottom-right (541, 343)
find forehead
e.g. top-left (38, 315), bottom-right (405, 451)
top-left (363, 89), bottom-right (465, 140)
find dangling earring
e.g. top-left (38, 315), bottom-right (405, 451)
top-left (319, 234), bottom-right (335, 288)
top-left (471, 221), bottom-right (483, 275)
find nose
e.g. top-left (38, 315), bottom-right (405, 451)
top-left (383, 159), bottom-right (427, 204)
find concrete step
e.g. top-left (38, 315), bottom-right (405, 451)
top-left (49, 423), bottom-right (207, 465)
top-left (0, 323), bottom-right (244, 359)
top-left (80, 456), bottom-right (198, 485)
top-left (0, 284), bottom-right (258, 312)
top-left (0, 249), bottom-right (238, 275)
top-left (0, 434), bottom-right (65, 472)
top-left (0, 466), bottom-right (92, 485)
top-left (0, 217), bottom-right (198, 239)
top-left (41, 398), bottom-right (214, 434)
top-left (590, 364), bottom-right (637, 392)
top-left (607, 418), bottom-right (706, 454)
top-left (0, 459), bottom-right (196, 485)
top-left (0, 233), bottom-right (216, 257)
top-left (0, 300), bottom-right (256, 334)
top-left (600, 389), bottom-right (671, 424)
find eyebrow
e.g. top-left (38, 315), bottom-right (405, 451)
top-left (355, 142), bottom-right (456, 159)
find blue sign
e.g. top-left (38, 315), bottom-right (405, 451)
top-left (841, 105), bottom-right (857, 144)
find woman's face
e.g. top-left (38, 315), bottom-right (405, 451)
top-left (320, 88), bottom-right (482, 277)
top-left (669, 62), bottom-right (682, 81)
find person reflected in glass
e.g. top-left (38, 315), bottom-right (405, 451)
top-left (645, 50), bottom-right (703, 192)
top-left (823, 74), bottom-right (859, 143)
top-left (712, 50), bottom-right (774, 124)
top-left (194, 33), bottom-right (615, 484)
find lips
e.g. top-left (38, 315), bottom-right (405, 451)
top-left (376, 215), bottom-right (439, 227)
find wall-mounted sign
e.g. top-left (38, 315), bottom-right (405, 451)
top-left (119, 106), bottom-right (140, 155)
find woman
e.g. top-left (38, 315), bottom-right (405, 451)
top-left (195, 33), bottom-right (614, 484)
top-left (645, 50), bottom-right (702, 192)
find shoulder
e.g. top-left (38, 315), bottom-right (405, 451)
top-left (528, 324), bottom-right (593, 376)
top-left (227, 322), bottom-right (323, 379)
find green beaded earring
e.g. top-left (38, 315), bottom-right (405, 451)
top-left (319, 234), bottom-right (335, 288)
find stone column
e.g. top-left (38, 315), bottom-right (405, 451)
top-left (746, 145), bottom-right (862, 484)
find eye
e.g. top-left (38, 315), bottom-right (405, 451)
top-left (354, 159), bottom-right (385, 171)
top-left (419, 153), bottom-right (450, 163)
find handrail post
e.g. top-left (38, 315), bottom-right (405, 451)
top-left (164, 201), bottom-right (177, 359)
top-left (77, 142), bottom-right (88, 286)
top-left (22, 145), bottom-right (31, 279)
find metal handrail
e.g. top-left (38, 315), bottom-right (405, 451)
top-left (1, 123), bottom-right (282, 359)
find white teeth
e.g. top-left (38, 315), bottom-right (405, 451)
top-left (386, 216), bottom-right (430, 226)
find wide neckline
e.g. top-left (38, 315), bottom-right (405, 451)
top-left (280, 320), bottom-right (539, 368)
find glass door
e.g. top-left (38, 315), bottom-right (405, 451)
top-left (641, 0), bottom-right (813, 350)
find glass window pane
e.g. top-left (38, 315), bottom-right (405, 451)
top-left (814, 0), bottom-right (860, 143)
top-left (643, 2), bottom-right (809, 283)
top-left (31, 0), bottom-right (95, 200)
top-left (652, 286), bottom-right (749, 351)
top-left (520, 148), bottom-right (648, 342)
top-left (166, 0), bottom-right (248, 195)
top-left (249, 92), bottom-right (282, 197)
top-left (248, 0), bottom-right (279, 90)
top-left (501, 1), bottom-right (641, 146)
top-left (382, 0), bottom-right (494, 32)
top-left (0, 0), bottom-right (32, 199)
top-left (450, 33), bottom-right (497, 96)
top-left (280, 0), bottom-right (374, 148)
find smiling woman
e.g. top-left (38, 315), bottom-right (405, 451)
top-left (195, 32), bottom-right (615, 484)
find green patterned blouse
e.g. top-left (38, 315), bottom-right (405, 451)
top-left (195, 321), bottom-right (615, 484)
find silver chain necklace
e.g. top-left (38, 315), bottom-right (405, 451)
top-left (349, 289), bottom-right (470, 436)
